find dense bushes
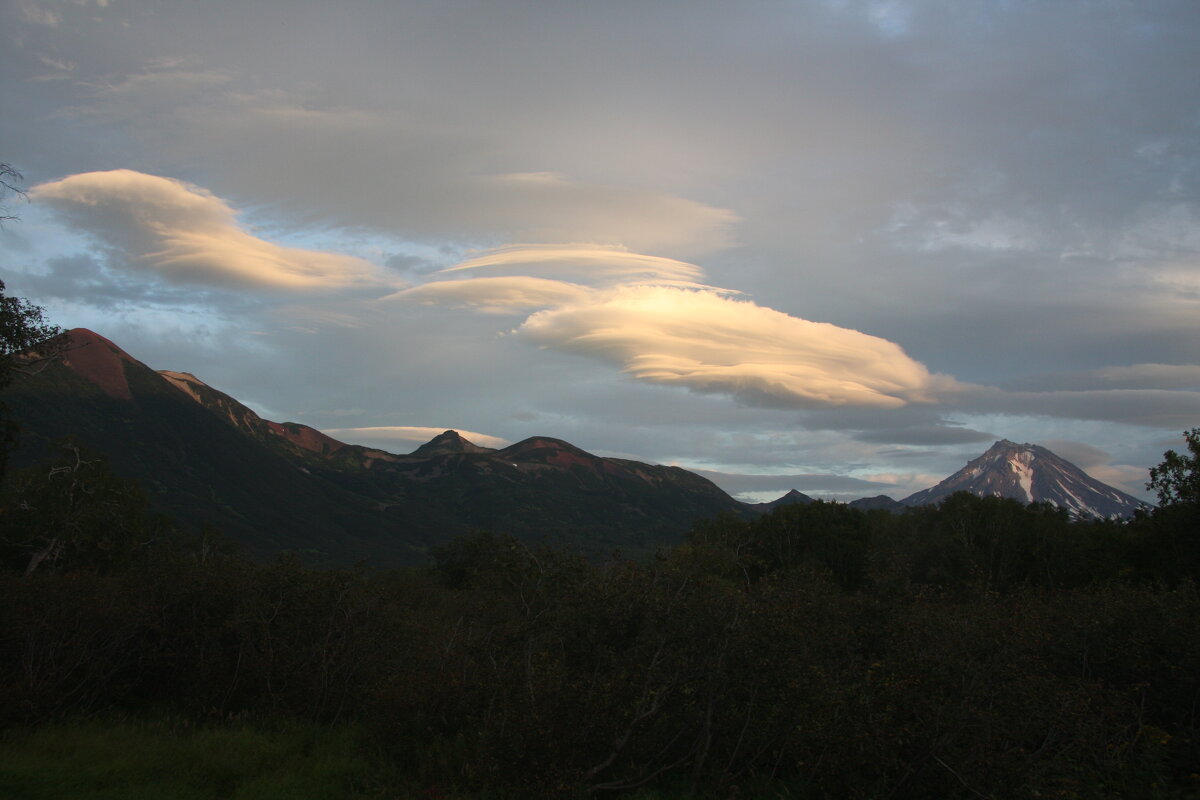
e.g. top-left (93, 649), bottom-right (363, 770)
top-left (2, 493), bottom-right (1199, 796)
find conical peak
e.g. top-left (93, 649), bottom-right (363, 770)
top-left (498, 436), bottom-right (596, 459)
top-left (411, 429), bottom-right (495, 456)
top-left (903, 438), bottom-right (1145, 518)
top-left (64, 327), bottom-right (131, 356)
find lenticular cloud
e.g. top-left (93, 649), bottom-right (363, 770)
top-left (396, 243), bottom-right (955, 409)
top-left (383, 276), bottom-right (596, 313)
top-left (440, 243), bottom-right (706, 283)
top-left (32, 170), bottom-right (392, 291)
top-left (520, 285), bottom-right (948, 408)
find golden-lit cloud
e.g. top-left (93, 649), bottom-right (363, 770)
top-left (441, 243), bottom-right (706, 283)
top-left (383, 276), bottom-right (596, 313)
top-left (32, 170), bottom-right (394, 290)
top-left (394, 243), bottom-right (956, 409)
top-left (520, 285), bottom-right (953, 408)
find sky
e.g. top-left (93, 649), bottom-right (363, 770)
top-left (2, 0), bottom-right (1198, 503)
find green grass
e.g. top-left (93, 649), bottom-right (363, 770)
top-left (0, 717), bottom-right (399, 800)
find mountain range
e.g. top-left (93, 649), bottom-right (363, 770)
top-left (5, 329), bottom-right (1148, 563)
top-left (5, 329), bottom-right (746, 563)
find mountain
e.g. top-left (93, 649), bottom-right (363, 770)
top-left (901, 439), bottom-right (1147, 519)
top-left (749, 489), bottom-right (816, 513)
top-left (411, 429), bottom-right (496, 456)
top-left (5, 329), bottom-right (746, 562)
top-left (7, 329), bottom-right (425, 563)
top-left (847, 495), bottom-right (908, 513)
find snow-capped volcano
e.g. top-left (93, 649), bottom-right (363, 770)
top-left (902, 440), bottom-right (1148, 519)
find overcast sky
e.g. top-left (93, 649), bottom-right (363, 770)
top-left (3, 0), bottom-right (1198, 502)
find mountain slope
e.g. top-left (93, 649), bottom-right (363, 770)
top-left (6, 329), bottom-right (745, 561)
top-left (902, 439), bottom-right (1147, 519)
top-left (6, 329), bottom-right (428, 563)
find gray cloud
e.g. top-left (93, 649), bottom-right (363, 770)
top-left (56, 66), bottom-right (741, 257)
top-left (853, 425), bottom-right (997, 446)
top-left (952, 386), bottom-right (1200, 430)
top-left (1005, 364), bottom-right (1200, 393)
top-left (689, 468), bottom-right (896, 496)
top-left (1037, 439), bottom-right (1151, 496)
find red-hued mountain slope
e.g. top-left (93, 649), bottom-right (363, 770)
top-left (6, 329), bottom-right (746, 562)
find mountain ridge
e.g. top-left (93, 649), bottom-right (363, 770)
top-left (6, 328), bottom-right (747, 562)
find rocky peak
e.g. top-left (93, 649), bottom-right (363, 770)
top-left (902, 439), bottom-right (1148, 519)
top-left (412, 430), bottom-right (496, 457)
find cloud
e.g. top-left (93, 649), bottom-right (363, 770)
top-left (383, 244), bottom-right (734, 313)
top-left (384, 276), bottom-right (596, 314)
top-left (1038, 439), bottom-right (1149, 495)
top-left (519, 284), bottom-right (956, 409)
top-left (441, 243), bottom-right (707, 284)
top-left (16, 1), bottom-right (62, 27)
top-left (689, 468), bottom-right (897, 496)
top-left (1037, 439), bottom-right (1112, 471)
top-left (63, 65), bottom-right (740, 256)
top-left (393, 243), bottom-right (957, 410)
top-left (465, 173), bottom-right (739, 256)
top-left (1090, 364), bottom-right (1200, 390)
top-left (2, 252), bottom-right (256, 313)
top-left (1005, 363), bottom-right (1200, 392)
top-left (321, 426), bottom-right (510, 452)
top-left (853, 424), bottom-right (998, 446)
top-left (951, 385), bottom-right (1200, 429)
top-left (390, 239), bottom-right (1193, 425)
top-left (31, 170), bottom-right (395, 290)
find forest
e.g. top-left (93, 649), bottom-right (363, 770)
top-left (1, 434), bottom-right (1198, 798)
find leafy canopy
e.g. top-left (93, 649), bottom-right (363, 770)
top-left (1147, 428), bottom-right (1200, 508)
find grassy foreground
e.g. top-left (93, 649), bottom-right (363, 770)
top-left (0, 717), bottom-right (405, 800)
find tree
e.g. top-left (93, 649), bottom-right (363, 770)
top-left (0, 163), bottom-right (63, 481)
top-left (1, 162), bottom-right (27, 224)
top-left (1147, 428), bottom-right (1200, 508)
top-left (0, 280), bottom-right (61, 375)
top-left (0, 440), bottom-right (169, 574)
top-left (0, 281), bottom-right (62, 483)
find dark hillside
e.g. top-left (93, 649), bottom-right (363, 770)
top-left (6, 329), bottom-right (747, 562)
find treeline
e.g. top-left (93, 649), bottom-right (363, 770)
top-left (2, 442), bottom-right (1199, 798)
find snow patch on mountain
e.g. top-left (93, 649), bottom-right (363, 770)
top-left (158, 371), bottom-right (207, 403)
top-left (1008, 452), bottom-right (1034, 502)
